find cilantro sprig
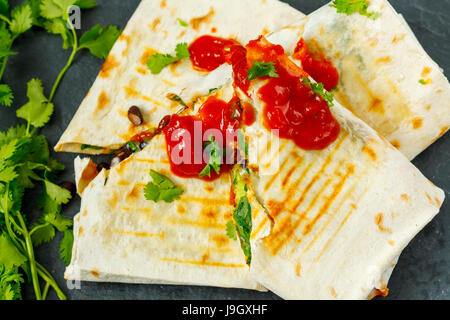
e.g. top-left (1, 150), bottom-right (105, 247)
top-left (302, 77), bottom-right (335, 108)
top-left (330, 0), bottom-right (380, 20)
top-left (199, 136), bottom-right (223, 178)
top-left (147, 42), bottom-right (190, 75)
top-left (144, 170), bottom-right (184, 203)
top-left (247, 61), bottom-right (279, 80)
top-left (0, 0), bottom-right (121, 300)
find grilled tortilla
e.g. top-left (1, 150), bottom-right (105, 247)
top-left (55, 0), bottom-right (304, 154)
top-left (275, 0), bottom-right (449, 160)
top-left (66, 133), bottom-right (268, 290)
top-left (242, 71), bottom-right (445, 300)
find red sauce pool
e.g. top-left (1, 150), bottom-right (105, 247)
top-left (293, 38), bottom-right (339, 91)
top-left (247, 37), bottom-right (340, 150)
top-left (189, 35), bottom-right (250, 93)
top-left (163, 96), bottom-right (242, 181)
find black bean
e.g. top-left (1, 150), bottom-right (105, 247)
top-left (139, 141), bottom-right (148, 150)
top-left (59, 181), bottom-right (76, 195)
top-left (96, 162), bottom-right (110, 172)
top-left (127, 106), bottom-right (144, 126)
top-left (156, 115), bottom-right (171, 134)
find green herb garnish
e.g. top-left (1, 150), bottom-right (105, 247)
top-left (167, 93), bottom-right (188, 107)
top-left (81, 144), bottom-right (103, 151)
top-left (233, 196), bottom-right (252, 265)
top-left (302, 77), bottom-right (335, 108)
top-left (199, 136), bottom-right (222, 178)
top-left (247, 61), bottom-right (279, 80)
top-left (330, 0), bottom-right (380, 20)
top-left (147, 42), bottom-right (190, 75)
top-left (144, 170), bottom-right (184, 203)
top-left (177, 18), bottom-right (188, 27)
top-left (126, 141), bottom-right (141, 153)
top-left (418, 79), bottom-right (428, 85)
top-left (226, 220), bottom-right (237, 240)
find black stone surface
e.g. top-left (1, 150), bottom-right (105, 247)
top-left (1, 0), bottom-right (448, 300)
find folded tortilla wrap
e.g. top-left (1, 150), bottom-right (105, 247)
top-left (242, 76), bottom-right (445, 299)
top-left (66, 133), bottom-right (269, 290)
top-left (55, 0), bottom-right (304, 154)
top-left (282, 0), bottom-right (449, 160)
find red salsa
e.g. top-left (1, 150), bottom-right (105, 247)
top-left (163, 96), bottom-right (243, 181)
top-left (247, 36), bottom-right (340, 150)
top-left (189, 35), bottom-right (250, 94)
top-left (293, 38), bottom-right (339, 91)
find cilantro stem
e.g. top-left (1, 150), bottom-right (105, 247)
top-left (0, 14), bottom-right (11, 25)
top-left (16, 211), bottom-right (42, 300)
top-left (35, 262), bottom-right (67, 300)
top-left (42, 282), bottom-right (50, 300)
top-left (49, 20), bottom-right (79, 102)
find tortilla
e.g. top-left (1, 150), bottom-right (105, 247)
top-left (65, 133), bottom-right (270, 290)
top-left (242, 74), bottom-right (445, 299)
top-left (55, 0), bottom-right (304, 154)
top-left (280, 0), bottom-right (450, 160)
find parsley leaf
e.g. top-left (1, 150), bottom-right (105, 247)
top-left (147, 42), bottom-right (190, 74)
top-left (59, 229), bottom-right (73, 265)
top-left (9, 2), bottom-right (33, 36)
top-left (302, 77), bottom-right (335, 107)
top-left (247, 61), bottom-right (279, 80)
top-left (0, 84), bottom-right (13, 107)
top-left (79, 24), bottom-right (121, 59)
top-left (16, 79), bottom-right (54, 128)
top-left (199, 136), bottom-right (222, 178)
top-left (330, 0), bottom-right (380, 20)
top-left (177, 18), bottom-right (188, 27)
top-left (226, 220), bottom-right (237, 240)
top-left (0, 234), bottom-right (28, 270)
top-left (233, 196), bottom-right (252, 265)
top-left (144, 170), bottom-right (184, 203)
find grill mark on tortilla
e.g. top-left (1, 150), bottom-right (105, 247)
top-left (421, 67), bottom-right (431, 77)
top-left (299, 166), bottom-right (368, 257)
top-left (314, 182), bottom-right (372, 264)
top-left (135, 67), bottom-right (148, 75)
top-left (330, 287), bottom-right (337, 298)
top-left (210, 234), bottom-right (230, 248)
top-left (100, 55), bottom-right (119, 78)
top-left (263, 140), bottom-right (288, 170)
top-left (114, 230), bottom-right (165, 239)
top-left (123, 86), bottom-right (171, 110)
top-left (162, 79), bottom-right (176, 87)
top-left (108, 192), bottom-right (119, 209)
top-left (392, 34), bottom-right (406, 44)
top-left (96, 92), bottom-right (110, 111)
top-left (177, 30), bottom-right (187, 40)
top-left (78, 226), bottom-right (84, 236)
top-left (411, 117), bottom-right (423, 129)
top-left (302, 164), bottom-right (355, 236)
top-left (150, 17), bottom-right (161, 31)
top-left (264, 156), bottom-right (290, 192)
top-left (390, 140), bottom-right (400, 149)
top-left (161, 257), bottom-right (244, 268)
top-left (266, 134), bottom-right (348, 255)
top-left (118, 33), bottom-right (132, 56)
top-left (190, 8), bottom-right (215, 31)
top-left (91, 270), bottom-right (100, 278)
top-left (362, 145), bottom-right (377, 161)
top-left (281, 153), bottom-right (303, 188)
top-left (135, 158), bottom-right (170, 165)
top-left (375, 56), bottom-right (391, 64)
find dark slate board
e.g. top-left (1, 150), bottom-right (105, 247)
top-left (1, 0), bottom-right (448, 300)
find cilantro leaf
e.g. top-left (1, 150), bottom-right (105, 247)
top-left (30, 223), bottom-right (56, 246)
top-left (302, 77), bottom-right (335, 107)
top-left (226, 220), bottom-right (237, 240)
top-left (0, 84), bottom-right (13, 107)
top-left (59, 229), bottom-right (73, 265)
top-left (233, 196), bottom-right (252, 265)
top-left (79, 24), bottom-right (121, 59)
top-left (0, 0), bottom-right (9, 17)
top-left (147, 42), bottom-right (190, 75)
top-left (16, 79), bottom-right (54, 128)
top-left (40, 0), bottom-right (77, 20)
top-left (177, 18), bottom-right (188, 27)
top-left (43, 212), bottom-right (72, 232)
top-left (0, 264), bottom-right (24, 300)
top-left (0, 166), bottom-right (17, 183)
top-left (80, 144), bottom-right (103, 150)
top-left (75, 0), bottom-right (97, 9)
top-left (330, 0), bottom-right (380, 20)
top-left (199, 136), bottom-right (222, 178)
top-left (44, 180), bottom-right (72, 205)
top-left (247, 61), bottom-right (279, 80)
top-left (144, 170), bottom-right (184, 203)
top-left (0, 234), bottom-right (28, 270)
top-left (9, 2), bottom-right (33, 36)
top-left (43, 18), bottom-right (74, 49)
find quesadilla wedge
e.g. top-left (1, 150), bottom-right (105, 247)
top-left (66, 133), bottom-right (267, 290)
top-left (55, 0), bottom-right (304, 154)
top-left (275, 0), bottom-right (450, 160)
top-left (237, 36), bottom-right (445, 300)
